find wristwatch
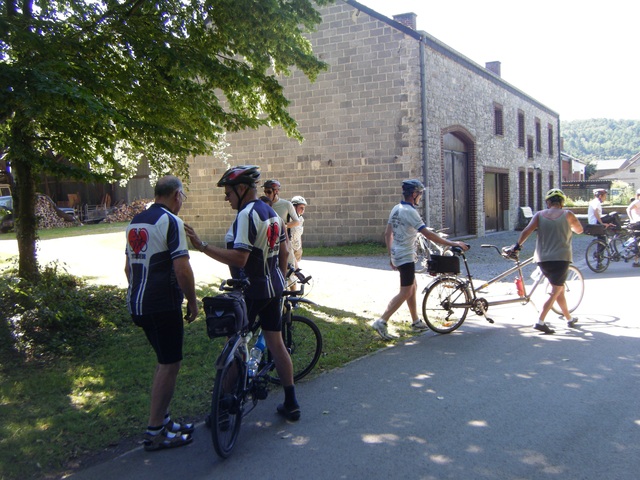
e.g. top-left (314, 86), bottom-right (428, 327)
top-left (199, 241), bottom-right (208, 251)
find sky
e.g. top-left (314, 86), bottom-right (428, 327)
top-left (359, 0), bottom-right (639, 121)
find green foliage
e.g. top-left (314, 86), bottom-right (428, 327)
top-left (561, 119), bottom-right (640, 161)
top-left (1, 0), bottom-right (333, 280)
top-left (610, 180), bottom-right (635, 205)
top-left (0, 262), bottom-right (129, 358)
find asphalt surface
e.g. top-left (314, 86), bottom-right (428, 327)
top-left (2, 231), bottom-right (639, 480)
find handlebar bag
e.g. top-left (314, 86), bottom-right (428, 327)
top-left (203, 291), bottom-right (248, 338)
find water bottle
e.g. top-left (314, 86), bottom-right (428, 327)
top-left (514, 276), bottom-right (525, 297)
top-left (247, 333), bottom-right (266, 378)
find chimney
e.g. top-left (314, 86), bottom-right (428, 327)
top-left (393, 12), bottom-right (417, 30)
top-left (485, 61), bottom-right (501, 77)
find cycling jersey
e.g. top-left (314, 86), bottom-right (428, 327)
top-left (125, 203), bottom-right (190, 315)
top-left (225, 199), bottom-right (286, 299)
top-left (388, 201), bottom-right (426, 266)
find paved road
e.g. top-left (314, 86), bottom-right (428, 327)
top-left (2, 232), bottom-right (639, 479)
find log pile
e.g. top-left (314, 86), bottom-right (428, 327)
top-left (104, 199), bottom-right (152, 223)
top-left (36, 195), bottom-right (77, 229)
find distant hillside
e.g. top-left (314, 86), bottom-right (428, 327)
top-left (560, 119), bottom-right (640, 161)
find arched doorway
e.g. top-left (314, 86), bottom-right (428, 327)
top-left (443, 133), bottom-right (470, 237)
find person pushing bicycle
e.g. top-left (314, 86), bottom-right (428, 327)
top-left (504, 188), bottom-right (583, 334)
top-left (371, 179), bottom-right (469, 340)
top-left (185, 165), bottom-right (301, 421)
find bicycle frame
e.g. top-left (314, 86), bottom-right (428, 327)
top-left (466, 254), bottom-right (545, 307)
top-left (426, 249), bottom-right (546, 317)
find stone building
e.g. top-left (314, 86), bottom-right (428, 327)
top-left (182, 0), bottom-right (560, 246)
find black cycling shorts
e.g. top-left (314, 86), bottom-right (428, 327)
top-left (246, 296), bottom-right (282, 332)
top-left (397, 262), bottom-right (416, 287)
top-left (132, 308), bottom-right (184, 364)
top-left (538, 261), bottom-right (570, 287)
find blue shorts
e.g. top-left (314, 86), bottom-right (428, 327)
top-left (246, 296), bottom-right (282, 332)
top-left (132, 308), bottom-right (183, 364)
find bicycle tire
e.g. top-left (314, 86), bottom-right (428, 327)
top-left (415, 236), bottom-right (429, 274)
top-left (611, 232), bottom-right (632, 260)
top-left (546, 265), bottom-right (584, 315)
top-left (421, 277), bottom-right (470, 334)
top-left (585, 239), bottom-right (610, 273)
top-left (211, 353), bottom-right (244, 458)
top-left (269, 315), bottom-right (323, 384)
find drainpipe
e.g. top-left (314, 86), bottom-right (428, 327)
top-left (556, 117), bottom-right (562, 188)
top-left (419, 35), bottom-right (429, 226)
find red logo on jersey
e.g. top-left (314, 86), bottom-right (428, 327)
top-left (128, 228), bottom-right (149, 254)
top-left (267, 222), bottom-right (279, 250)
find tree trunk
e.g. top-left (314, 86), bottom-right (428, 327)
top-left (13, 159), bottom-right (39, 282)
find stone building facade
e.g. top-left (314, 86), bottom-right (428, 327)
top-left (181, 0), bottom-right (560, 246)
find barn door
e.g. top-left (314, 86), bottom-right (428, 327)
top-left (443, 150), bottom-right (469, 236)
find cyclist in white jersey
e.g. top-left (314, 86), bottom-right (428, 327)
top-left (371, 179), bottom-right (469, 340)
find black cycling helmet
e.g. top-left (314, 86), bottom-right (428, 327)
top-left (217, 165), bottom-right (261, 187)
top-left (263, 179), bottom-right (281, 189)
top-left (402, 179), bottom-right (425, 196)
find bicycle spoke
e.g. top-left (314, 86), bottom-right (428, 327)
top-left (422, 277), bottom-right (469, 333)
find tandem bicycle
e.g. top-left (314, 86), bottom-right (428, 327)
top-left (421, 245), bottom-right (585, 334)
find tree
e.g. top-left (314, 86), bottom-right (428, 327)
top-left (0, 0), bottom-right (331, 281)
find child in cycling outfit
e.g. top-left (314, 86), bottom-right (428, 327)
top-left (371, 179), bottom-right (469, 340)
top-left (505, 188), bottom-right (583, 334)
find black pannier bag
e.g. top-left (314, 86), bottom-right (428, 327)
top-left (202, 291), bottom-right (248, 338)
top-left (583, 224), bottom-right (606, 236)
top-left (427, 254), bottom-right (460, 275)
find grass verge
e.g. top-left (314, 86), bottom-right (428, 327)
top-left (0, 234), bottom-right (403, 480)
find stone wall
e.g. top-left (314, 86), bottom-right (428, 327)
top-left (180, 1), bottom-right (560, 246)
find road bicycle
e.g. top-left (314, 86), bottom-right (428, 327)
top-left (205, 269), bottom-right (322, 458)
top-left (421, 245), bottom-right (584, 333)
top-left (415, 227), bottom-right (451, 273)
top-left (584, 223), bottom-right (637, 273)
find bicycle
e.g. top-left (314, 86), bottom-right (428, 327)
top-left (421, 245), bottom-right (584, 333)
top-left (415, 227), bottom-right (451, 273)
top-left (204, 269), bottom-right (322, 458)
top-left (584, 223), bottom-right (636, 273)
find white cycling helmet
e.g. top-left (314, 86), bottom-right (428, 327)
top-left (636, 188), bottom-right (640, 196)
top-left (291, 196), bottom-right (307, 205)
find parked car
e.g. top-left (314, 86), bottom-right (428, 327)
top-left (0, 183), bottom-right (12, 210)
top-left (0, 205), bottom-right (13, 233)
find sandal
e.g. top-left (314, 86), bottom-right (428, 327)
top-left (144, 428), bottom-right (193, 452)
top-left (165, 419), bottom-right (195, 435)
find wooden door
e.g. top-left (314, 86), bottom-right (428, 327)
top-left (484, 173), bottom-right (498, 231)
top-left (443, 150), bottom-right (469, 236)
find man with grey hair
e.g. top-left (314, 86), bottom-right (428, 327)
top-left (125, 174), bottom-right (199, 451)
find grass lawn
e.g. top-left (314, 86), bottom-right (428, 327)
top-left (0, 224), bottom-right (400, 480)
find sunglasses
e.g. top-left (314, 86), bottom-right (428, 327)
top-left (264, 189), bottom-right (276, 194)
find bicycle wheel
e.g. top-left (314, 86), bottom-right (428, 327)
top-left (421, 277), bottom-right (470, 334)
top-left (211, 353), bottom-right (245, 458)
top-left (547, 265), bottom-right (585, 315)
top-left (415, 236), bottom-right (429, 273)
top-left (269, 315), bottom-right (323, 384)
top-left (611, 232), bottom-right (632, 260)
top-left (585, 239), bottom-right (610, 273)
